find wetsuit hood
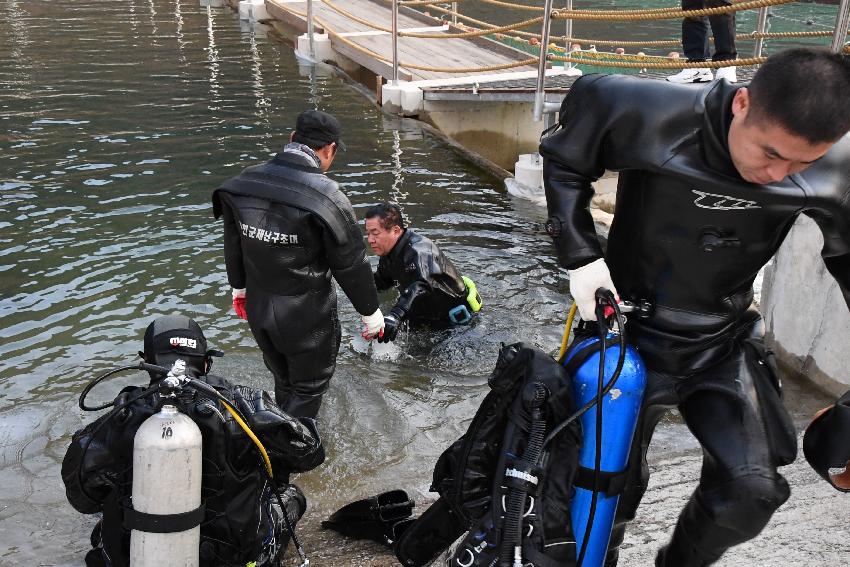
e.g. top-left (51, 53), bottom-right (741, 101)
top-left (271, 147), bottom-right (323, 173)
top-left (700, 80), bottom-right (741, 178)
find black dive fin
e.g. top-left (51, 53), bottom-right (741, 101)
top-left (321, 489), bottom-right (415, 546)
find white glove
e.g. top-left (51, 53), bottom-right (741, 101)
top-left (231, 288), bottom-right (246, 299)
top-left (568, 258), bottom-right (618, 321)
top-left (361, 308), bottom-right (385, 339)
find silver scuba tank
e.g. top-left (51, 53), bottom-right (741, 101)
top-left (130, 361), bottom-right (203, 567)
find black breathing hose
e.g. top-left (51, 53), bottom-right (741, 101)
top-left (76, 381), bottom-right (168, 504)
top-left (575, 290), bottom-right (626, 567)
top-left (498, 383), bottom-right (549, 567)
top-left (78, 365), bottom-right (146, 411)
top-left (542, 294), bottom-right (627, 450)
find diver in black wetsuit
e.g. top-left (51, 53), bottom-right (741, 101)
top-left (363, 203), bottom-right (482, 342)
top-left (213, 110), bottom-right (384, 419)
top-left (540, 48), bottom-right (850, 566)
top-left (62, 314), bottom-right (323, 567)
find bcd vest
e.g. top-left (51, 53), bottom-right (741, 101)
top-left (62, 375), bottom-right (324, 567)
top-left (395, 343), bottom-right (582, 567)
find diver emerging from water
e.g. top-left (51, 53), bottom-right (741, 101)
top-left (62, 314), bottom-right (324, 567)
top-left (540, 47), bottom-right (850, 566)
top-left (364, 202), bottom-right (482, 342)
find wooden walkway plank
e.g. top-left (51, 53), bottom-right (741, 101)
top-left (265, 0), bottom-right (538, 82)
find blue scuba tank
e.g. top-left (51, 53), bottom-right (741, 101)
top-left (565, 333), bottom-right (646, 567)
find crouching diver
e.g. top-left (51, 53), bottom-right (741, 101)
top-left (61, 314), bottom-right (325, 567)
top-left (539, 48), bottom-right (850, 566)
top-left (364, 202), bottom-right (482, 342)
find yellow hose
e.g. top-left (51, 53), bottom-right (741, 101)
top-left (557, 303), bottom-right (578, 363)
top-left (221, 400), bottom-right (274, 478)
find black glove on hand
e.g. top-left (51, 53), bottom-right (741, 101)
top-left (378, 310), bottom-right (403, 343)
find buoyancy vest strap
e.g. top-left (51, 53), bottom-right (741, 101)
top-left (523, 543), bottom-right (573, 567)
top-left (123, 500), bottom-right (206, 533)
top-left (561, 337), bottom-right (620, 378)
top-left (213, 174), bottom-right (351, 245)
top-left (573, 466), bottom-right (628, 496)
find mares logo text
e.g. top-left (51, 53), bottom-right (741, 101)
top-left (170, 337), bottom-right (197, 349)
top-left (692, 190), bottom-right (760, 211)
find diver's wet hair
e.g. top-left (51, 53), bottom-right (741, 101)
top-left (748, 47), bottom-right (850, 144)
top-left (365, 202), bottom-right (405, 231)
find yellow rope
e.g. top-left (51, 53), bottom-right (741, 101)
top-left (323, 0), bottom-right (544, 39)
top-left (323, 0), bottom-right (393, 32)
top-left (400, 17), bottom-right (544, 38)
top-left (512, 29), bottom-right (842, 47)
top-left (557, 303), bottom-right (578, 363)
top-left (552, 0), bottom-right (795, 22)
top-left (475, 0), bottom-right (547, 11)
top-left (551, 52), bottom-right (766, 68)
top-left (314, 12), bottom-right (537, 73)
top-left (450, 0), bottom-right (782, 13)
top-left (418, 2), bottom-right (839, 46)
top-left (399, 0), bottom-right (471, 5)
top-left (273, 0), bottom-right (816, 74)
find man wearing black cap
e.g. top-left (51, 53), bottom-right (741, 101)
top-left (212, 110), bottom-right (384, 419)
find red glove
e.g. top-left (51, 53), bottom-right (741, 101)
top-left (232, 288), bottom-right (247, 320)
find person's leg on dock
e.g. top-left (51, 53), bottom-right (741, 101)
top-left (669, 0), bottom-right (713, 83)
top-left (707, 0), bottom-right (738, 82)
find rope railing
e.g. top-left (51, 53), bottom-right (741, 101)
top-left (284, 2), bottom-right (538, 74)
top-left (406, 0), bottom-right (794, 18)
top-left (283, 0), bottom-right (848, 78)
top-left (476, 0), bottom-right (786, 13)
top-left (398, 0), bottom-right (470, 5)
top-left (325, 0), bottom-right (804, 41)
top-left (418, 2), bottom-right (847, 47)
top-left (550, 0), bottom-right (796, 22)
top-left (324, 0), bottom-right (544, 39)
top-left (331, 22), bottom-right (538, 71)
top-left (549, 52), bottom-right (764, 69)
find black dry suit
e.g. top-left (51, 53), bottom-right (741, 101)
top-left (212, 150), bottom-right (379, 418)
top-left (395, 343), bottom-right (582, 567)
top-left (375, 228), bottom-right (470, 325)
top-left (540, 74), bottom-right (850, 566)
top-left (62, 374), bottom-right (324, 567)
top-left (541, 74), bottom-right (850, 373)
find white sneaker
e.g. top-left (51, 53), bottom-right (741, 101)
top-left (715, 66), bottom-right (737, 83)
top-left (666, 67), bottom-right (713, 83)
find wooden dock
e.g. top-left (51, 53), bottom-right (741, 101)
top-left (265, 0), bottom-right (540, 82)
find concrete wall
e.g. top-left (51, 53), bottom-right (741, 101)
top-left (421, 100), bottom-right (545, 171)
top-left (762, 215), bottom-right (850, 396)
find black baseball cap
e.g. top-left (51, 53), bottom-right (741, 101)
top-left (295, 110), bottom-right (346, 151)
top-left (142, 314), bottom-right (209, 378)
